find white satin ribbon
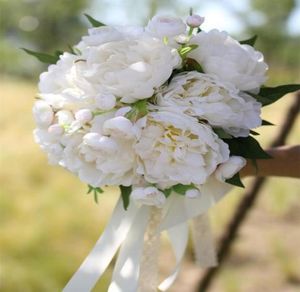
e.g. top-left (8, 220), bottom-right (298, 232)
top-left (108, 206), bottom-right (150, 292)
top-left (63, 198), bottom-right (139, 292)
top-left (63, 179), bottom-right (231, 291)
top-left (158, 223), bottom-right (189, 291)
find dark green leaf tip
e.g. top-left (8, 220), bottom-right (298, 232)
top-left (240, 35), bottom-right (258, 46)
top-left (84, 14), bottom-right (105, 27)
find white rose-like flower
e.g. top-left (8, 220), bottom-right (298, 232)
top-left (131, 186), bottom-right (166, 207)
top-left (156, 71), bottom-right (262, 137)
top-left (134, 111), bottom-right (229, 188)
top-left (189, 29), bottom-right (268, 91)
top-left (33, 101), bottom-right (54, 128)
top-left (215, 156), bottom-right (246, 182)
top-left (145, 15), bottom-right (186, 38)
top-left (83, 37), bottom-right (181, 103)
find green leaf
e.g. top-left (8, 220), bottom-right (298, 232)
top-left (172, 184), bottom-right (196, 195)
top-left (120, 185), bottom-right (132, 210)
top-left (254, 84), bottom-right (300, 106)
top-left (240, 35), bottom-right (257, 46)
top-left (185, 58), bottom-right (204, 73)
top-left (213, 128), bottom-right (233, 139)
top-left (250, 130), bottom-right (260, 136)
top-left (125, 99), bottom-right (148, 121)
top-left (22, 48), bottom-right (60, 64)
top-left (225, 172), bottom-right (244, 188)
top-left (87, 185), bottom-right (104, 204)
top-left (261, 119), bottom-right (274, 126)
top-left (162, 187), bottom-right (172, 198)
top-left (224, 136), bottom-right (272, 159)
top-left (84, 13), bottom-right (105, 27)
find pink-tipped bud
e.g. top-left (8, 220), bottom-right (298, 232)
top-left (186, 14), bottom-right (205, 28)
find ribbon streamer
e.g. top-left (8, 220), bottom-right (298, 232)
top-left (64, 181), bottom-right (232, 291)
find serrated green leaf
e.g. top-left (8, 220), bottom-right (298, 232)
top-left (254, 84), bottom-right (300, 106)
top-left (240, 35), bottom-right (257, 46)
top-left (22, 48), bottom-right (59, 64)
top-left (172, 184), bottom-right (196, 195)
top-left (261, 119), bottom-right (274, 126)
top-left (225, 172), bottom-right (244, 188)
top-left (224, 136), bottom-right (272, 159)
top-left (84, 13), bottom-right (105, 27)
top-left (213, 128), bottom-right (233, 139)
top-left (120, 185), bottom-right (132, 210)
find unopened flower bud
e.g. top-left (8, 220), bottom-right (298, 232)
top-left (103, 116), bottom-right (134, 139)
top-left (186, 14), bottom-right (205, 28)
top-left (33, 101), bottom-right (54, 128)
top-left (83, 132), bottom-right (102, 149)
top-left (186, 189), bottom-right (201, 199)
top-left (215, 156), bottom-right (246, 182)
top-left (174, 34), bottom-right (190, 45)
top-left (48, 123), bottom-right (64, 136)
top-left (115, 106), bottom-right (132, 117)
top-left (95, 93), bottom-right (116, 111)
top-left (75, 109), bottom-right (93, 123)
top-left (96, 136), bottom-right (119, 153)
top-left (56, 110), bottom-right (74, 125)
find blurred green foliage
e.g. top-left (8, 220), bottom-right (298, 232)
top-left (0, 0), bottom-right (88, 78)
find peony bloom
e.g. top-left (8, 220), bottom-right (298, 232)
top-left (155, 71), bottom-right (262, 137)
top-left (188, 29), bottom-right (268, 91)
top-left (82, 37), bottom-right (181, 103)
top-left (131, 186), bottom-right (166, 207)
top-left (145, 15), bottom-right (186, 38)
top-left (134, 111), bottom-right (229, 189)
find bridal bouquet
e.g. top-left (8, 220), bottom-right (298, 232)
top-left (26, 12), bottom-right (300, 292)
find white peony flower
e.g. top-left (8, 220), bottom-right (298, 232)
top-left (145, 15), bottom-right (186, 38)
top-left (32, 101), bottom-right (54, 128)
top-left (134, 111), bottom-right (229, 188)
top-left (82, 37), bottom-right (180, 103)
top-left (215, 156), bottom-right (247, 182)
top-left (189, 29), bottom-right (268, 91)
top-left (81, 26), bottom-right (123, 47)
top-left (131, 186), bottom-right (166, 207)
top-left (156, 71), bottom-right (262, 137)
top-left (79, 135), bottom-right (137, 187)
top-left (79, 25), bottom-right (144, 48)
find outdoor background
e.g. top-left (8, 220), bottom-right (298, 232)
top-left (0, 0), bottom-right (300, 291)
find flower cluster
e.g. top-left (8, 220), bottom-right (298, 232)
top-left (32, 13), bottom-right (273, 208)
